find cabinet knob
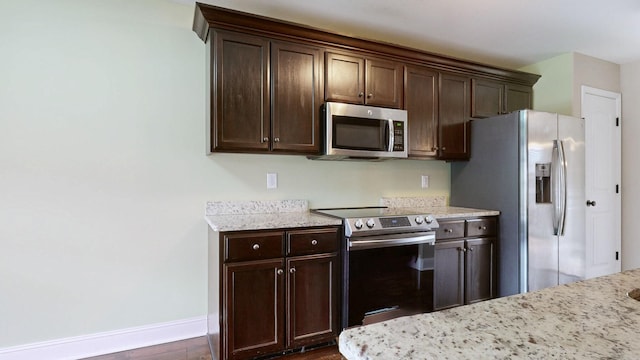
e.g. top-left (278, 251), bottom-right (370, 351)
top-left (262, 137), bottom-right (269, 143)
top-left (431, 146), bottom-right (438, 151)
top-left (289, 268), bottom-right (296, 274)
top-left (441, 146), bottom-right (446, 151)
top-left (468, 247), bottom-right (474, 251)
top-left (586, 200), bottom-right (596, 207)
top-left (274, 137), bottom-right (280, 142)
top-left (445, 228), bottom-right (453, 233)
top-left (277, 269), bottom-right (284, 275)
top-left (252, 244), bottom-right (260, 250)
top-left (457, 247), bottom-right (464, 252)
top-left (479, 226), bottom-right (487, 230)
top-left (311, 239), bottom-right (318, 246)
top-left (358, 92), bottom-right (364, 98)
top-left (367, 93), bottom-right (373, 99)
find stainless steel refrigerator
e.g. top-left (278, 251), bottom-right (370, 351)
top-left (450, 110), bottom-right (585, 296)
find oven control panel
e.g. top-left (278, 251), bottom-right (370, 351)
top-left (345, 215), bottom-right (438, 236)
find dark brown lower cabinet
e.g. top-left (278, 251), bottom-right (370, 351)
top-left (220, 227), bottom-right (339, 360)
top-left (434, 240), bottom-right (465, 309)
top-left (287, 253), bottom-right (338, 349)
top-left (465, 238), bottom-right (495, 304)
top-left (224, 259), bottom-right (285, 360)
top-left (434, 217), bottom-right (497, 311)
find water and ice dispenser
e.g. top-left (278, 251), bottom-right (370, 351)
top-left (536, 163), bottom-right (551, 203)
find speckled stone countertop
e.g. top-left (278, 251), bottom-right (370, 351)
top-left (205, 197), bottom-right (499, 232)
top-left (339, 268), bottom-right (640, 360)
top-left (382, 196), bottom-right (499, 218)
top-left (205, 200), bottom-right (341, 232)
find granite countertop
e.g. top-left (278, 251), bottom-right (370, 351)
top-left (381, 196), bottom-right (500, 218)
top-left (205, 200), bottom-right (342, 232)
top-left (339, 268), bottom-right (640, 360)
top-left (205, 197), bottom-right (499, 232)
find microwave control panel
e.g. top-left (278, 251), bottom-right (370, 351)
top-left (392, 121), bottom-right (405, 151)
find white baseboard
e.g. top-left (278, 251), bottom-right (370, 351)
top-left (0, 316), bottom-right (207, 360)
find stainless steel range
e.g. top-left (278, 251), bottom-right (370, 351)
top-left (312, 206), bottom-right (439, 328)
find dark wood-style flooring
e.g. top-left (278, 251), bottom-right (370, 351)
top-left (83, 336), bottom-right (344, 360)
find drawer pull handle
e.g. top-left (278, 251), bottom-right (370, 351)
top-left (277, 269), bottom-right (284, 275)
top-left (311, 239), bottom-right (318, 245)
top-left (289, 268), bottom-right (296, 274)
top-left (252, 244), bottom-right (260, 250)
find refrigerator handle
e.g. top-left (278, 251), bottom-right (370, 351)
top-left (552, 140), bottom-right (561, 235)
top-left (558, 140), bottom-right (568, 236)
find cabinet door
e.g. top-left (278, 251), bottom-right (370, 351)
top-left (365, 58), bottom-right (403, 108)
top-left (224, 259), bottom-right (285, 360)
top-left (405, 65), bottom-right (438, 157)
top-left (465, 237), bottom-right (496, 304)
top-left (434, 240), bottom-right (465, 310)
top-left (271, 41), bottom-right (323, 154)
top-left (438, 73), bottom-right (470, 160)
top-left (505, 83), bottom-right (532, 112)
top-left (472, 79), bottom-right (504, 118)
top-left (325, 52), bottom-right (364, 104)
top-left (213, 30), bottom-right (270, 152)
top-left (287, 253), bottom-right (339, 348)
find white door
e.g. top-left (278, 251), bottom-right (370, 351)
top-left (581, 86), bottom-right (621, 278)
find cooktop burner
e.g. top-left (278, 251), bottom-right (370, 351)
top-left (312, 206), bottom-right (439, 237)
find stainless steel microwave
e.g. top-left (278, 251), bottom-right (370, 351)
top-left (309, 102), bottom-right (408, 160)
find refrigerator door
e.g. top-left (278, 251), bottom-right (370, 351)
top-left (557, 115), bottom-right (586, 284)
top-left (526, 110), bottom-right (560, 292)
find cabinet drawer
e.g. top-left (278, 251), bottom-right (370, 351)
top-left (466, 218), bottom-right (497, 237)
top-left (436, 220), bottom-right (465, 240)
top-left (224, 231), bottom-right (284, 262)
top-left (287, 228), bottom-right (339, 256)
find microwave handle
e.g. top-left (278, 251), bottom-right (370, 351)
top-left (387, 119), bottom-right (393, 152)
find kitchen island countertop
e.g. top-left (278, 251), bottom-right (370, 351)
top-left (339, 268), bottom-right (640, 359)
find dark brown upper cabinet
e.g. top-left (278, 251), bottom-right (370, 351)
top-left (439, 72), bottom-right (471, 160)
top-left (211, 30), bottom-right (322, 155)
top-left (472, 79), bottom-right (533, 118)
top-left (505, 83), bottom-right (533, 113)
top-left (271, 41), bottom-right (323, 154)
top-left (213, 30), bottom-right (270, 153)
top-left (194, 3), bottom-right (540, 159)
top-left (404, 65), bottom-right (438, 158)
top-left (325, 52), bottom-right (403, 108)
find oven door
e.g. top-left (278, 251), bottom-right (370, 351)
top-left (343, 231), bottom-right (435, 328)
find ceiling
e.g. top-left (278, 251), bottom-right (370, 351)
top-left (182, 0), bottom-right (640, 69)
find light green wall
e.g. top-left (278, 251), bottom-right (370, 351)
top-left (0, 0), bottom-right (449, 347)
top-left (520, 53), bottom-right (573, 114)
top-left (520, 52), bottom-right (620, 116)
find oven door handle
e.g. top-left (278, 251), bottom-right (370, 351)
top-left (348, 232), bottom-right (436, 251)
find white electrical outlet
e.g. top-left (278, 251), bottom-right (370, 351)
top-left (267, 173), bottom-right (278, 189)
top-left (421, 175), bottom-right (429, 189)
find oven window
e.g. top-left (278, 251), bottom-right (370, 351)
top-left (347, 243), bottom-right (434, 327)
top-left (332, 115), bottom-right (388, 151)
